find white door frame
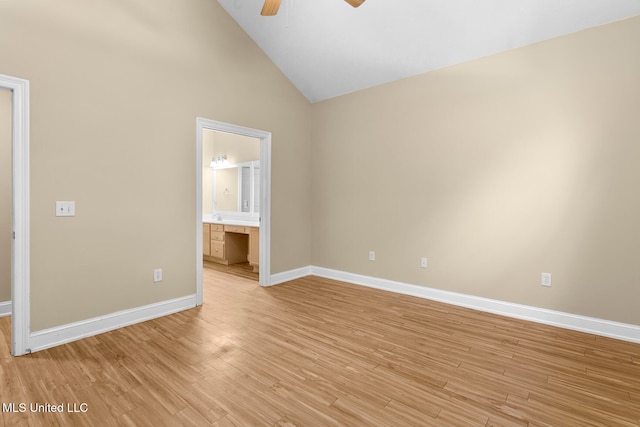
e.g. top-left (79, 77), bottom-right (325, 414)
top-left (196, 118), bottom-right (271, 304)
top-left (1, 74), bottom-right (30, 356)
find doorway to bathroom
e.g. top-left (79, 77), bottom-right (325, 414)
top-left (195, 118), bottom-right (271, 306)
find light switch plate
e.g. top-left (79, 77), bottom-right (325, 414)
top-left (56, 201), bottom-right (76, 217)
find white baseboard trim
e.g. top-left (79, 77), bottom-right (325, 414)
top-left (29, 294), bottom-right (198, 353)
top-left (269, 266), bottom-right (312, 286)
top-left (0, 300), bottom-right (11, 317)
top-left (304, 266), bottom-right (640, 345)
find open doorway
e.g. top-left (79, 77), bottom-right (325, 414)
top-left (203, 130), bottom-right (260, 280)
top-left (195, 118), bottom-right (271, 306)
top-left (0, 73), bottom-right (30, 357)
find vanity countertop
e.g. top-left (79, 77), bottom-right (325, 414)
top-left (203, 215), bottom-right (259, 228)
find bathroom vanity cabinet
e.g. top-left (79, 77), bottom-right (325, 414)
top-left (203, 223), bottom-right (259, 272)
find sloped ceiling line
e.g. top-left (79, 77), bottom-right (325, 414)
top-left (218, 0), bottom-right (640, 102)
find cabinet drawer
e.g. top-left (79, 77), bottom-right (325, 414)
top-left (210, 223), bottom-right (224, 232)
top-left (211, 231), bottom-right (225, 242)
top-left (210, 241), bottom-right (224, 258)
top-left (224, 225), bottom-right (247, 234)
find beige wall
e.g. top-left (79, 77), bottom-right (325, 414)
top-left (0, 0), bottom-right (312, 330)
top-left (207, 130), bottom-right (261, 166)
top-left (311, 16), bottom-right (640, 326)
top-left (0, 89), bottom-right (10, 302)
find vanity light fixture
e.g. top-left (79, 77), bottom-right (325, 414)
top-left (210, 155), bottom-right (228, 168)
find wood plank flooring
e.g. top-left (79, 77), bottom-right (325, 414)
top-left (203, 260), bottom-right (259, 282)
top-left (1, 265), bottom-right (640, 426)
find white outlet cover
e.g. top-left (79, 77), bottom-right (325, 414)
top-left (55, 201), bottom-right (75, 217)
top-left (541, 272), bottom-right (552, 287)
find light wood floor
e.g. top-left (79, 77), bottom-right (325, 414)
top-left (1, 266), bottom-right (640, 426)
top-left (203, 260), bottom-right (259, 282)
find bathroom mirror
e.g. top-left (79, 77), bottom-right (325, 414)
top-left (212, 160), bottom-right (260, 218)
top-left (202, 129), bottom-right (260, 222)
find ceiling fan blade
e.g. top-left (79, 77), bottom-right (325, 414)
top-left (344, 0), bottom-right (365, 7)
top-left (261, 0), bottom-right (282, 16)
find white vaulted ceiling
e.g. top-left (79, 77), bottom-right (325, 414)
top-left (217, 0), bottom-right (640, 103)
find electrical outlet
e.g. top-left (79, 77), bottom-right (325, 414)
top-left (55, 201), bottom-right (76, 217)
top-left (421, 257), bottom-right (428, 268)
top-left (154, 268), bottom-right (163, 283)
top-left (369, 251), bottom-right (375, 261)
top-left (541, 272), bottom-right (551, 287)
